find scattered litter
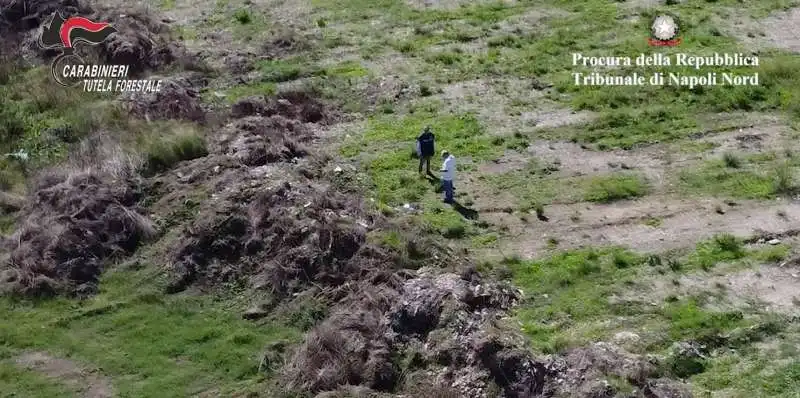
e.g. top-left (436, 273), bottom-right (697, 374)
top-left (3, 150), bottom-right (29, 161)
top-left (334, 166), bottom-right (343, 173)
top-left (768, 239), bottom-right (781, 245)
top-left (613, 331), bottom-right (641, 344)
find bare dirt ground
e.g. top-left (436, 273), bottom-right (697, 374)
top-left (528, 117), bottom-right (788, 175)
top-left (434, 78), bottom-right (594, 136)
top-left (495, 7), bottom-right (572, 33)
top-left (758, 7), bottom-right (800, 53)
top-left (628, 260), bottom-right (800, 315)
top-left (404, 0), bottom-right (517, 10)
top-left (14, 352), bottom-right (114, 398)
top-left (720, 6), bottom-right (800, 53)
top-left (483, 196), bottom-right (800, 258)
top-left (464, 114), bottom-right (796, 260)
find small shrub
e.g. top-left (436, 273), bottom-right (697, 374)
top-left (142, 130), bottom-right (208, 176)
top-left (773, 161), bottom-right (795, 195)
top-left (644, 217), bottom-right (662, 227)
top-left (442, 225), bottom-right (466, 239)
top-left (535, 203), bottom-right (545, 219)
top-left (612, 250), bottom-right (638, 269)
top-left (420, 85), bottom-right (433, 97)
top-left (666, 356), bottom-right (706, 378)
top-left (394, 41), bottom-right (416, 54)
top-left (234, 9), bottom-right (252, 24)
top-left (722, 152), bottom-right (741, 168)
top-left (427, 51), bottom-right (462, 65)
top-left (585, 174), bottom-right (648, 203)
top-left (713, 233), bottom-right (743, 255)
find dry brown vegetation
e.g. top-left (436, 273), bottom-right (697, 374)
top-left (0, 163), bottom-right (155, 297)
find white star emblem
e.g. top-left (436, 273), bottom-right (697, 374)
top-left (652, 16), bottom-right (677, 41)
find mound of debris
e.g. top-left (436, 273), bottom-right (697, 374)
top-left (0, 169), bottom-right (155, 296)
top-left (214, 115), bottom-right (312, 166)
top-left (91, 7), bottom-right (199, 75)
top-left (281, 268), bottom-right (551, 398)
top-left (165, 177), bottom-right (385, 297)
top-left (544, 342), bottom-right (694, 397)
top-left (120, 72), bottom-right (207, 122)
top-left (0, 0), bottom-right (87, 32)
top-left (230, 90), bottom-right (333, 124)
top-left (2, 0), bottom-right (202, 77)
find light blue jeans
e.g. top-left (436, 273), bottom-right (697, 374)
top-left (442, 179), bottom-right (454, 202)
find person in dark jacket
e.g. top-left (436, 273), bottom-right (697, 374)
top-left (417, 125), bottom-right (435, 176)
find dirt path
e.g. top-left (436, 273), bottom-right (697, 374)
top-left (617, 259), bottom-right (800, 315)
top-left (14, 352), bottom-right (114, 398)
top-left (525, 120), bottom-right (790, 182)
top-left (482, 196), bottom-right (800, 258)
top-left (725, 6), bottom-right (800, 53)
top-left (466, 117), bottom-right (796, 258)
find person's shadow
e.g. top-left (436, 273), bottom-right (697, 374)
top-left (425, 175), bottom-right (478, 219)
top-left (452, 201), bottom-right (479, 220)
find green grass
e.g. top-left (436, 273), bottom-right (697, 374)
top-left (510, 248), bottom-right (648, 353)
top-left (678, 157), bottom-right (798, 199)
top-left (694, 357), bottom-right (800, 396)
top-left (510, 235), bottom-right (785, 355)
top-left (0, 363), bottom-right (75, 397)
top-left (584, 173), bottom-right (649, 203)
top-left (310, 0), bottom-right (800, 149)
top-left (216, 82), bottom-right (277, 103)
top-left (691, 321), bottom-right (800, 396)
top-left (689, 233), bottom-right (746, 270)
top-left (518, 2), bottom-right (800, 149)
top-left (664, 299), bottom-right (749, 343)
top-left (342, 112), bottom-right (498, 206)
top-left (0, 67), bottom-right (119, 166)
top-left (0, 266), bottom-right (301, 397)
top-left (419, 199), bottom-right (473, 239)
top-left (141, 128), bottom-right (208, 177)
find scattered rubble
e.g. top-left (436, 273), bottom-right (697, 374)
top-left (120, 72), bottom-right (207, 122)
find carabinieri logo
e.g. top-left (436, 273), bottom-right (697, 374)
top-left (38, 12), bottom-right (118, 86)
top-left (37, 12), bottom-right (162, 93)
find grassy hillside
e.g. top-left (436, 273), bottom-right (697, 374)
top-left (3, 0), bottom-right (800, 396)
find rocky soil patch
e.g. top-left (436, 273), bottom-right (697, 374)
top-left (14, 351), bottom-right (114, 398)
top-left (486, 197), bottom-right (800, 258)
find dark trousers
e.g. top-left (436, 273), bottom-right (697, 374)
top-left (419, 156), bottom-right (431, 174)
top-left (442, 179), bottom-right (454, 203)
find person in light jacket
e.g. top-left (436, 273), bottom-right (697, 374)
top-left (440, 150), bottom-right (456, 203)
top-left (416, 125), bottom-right (435, 176)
